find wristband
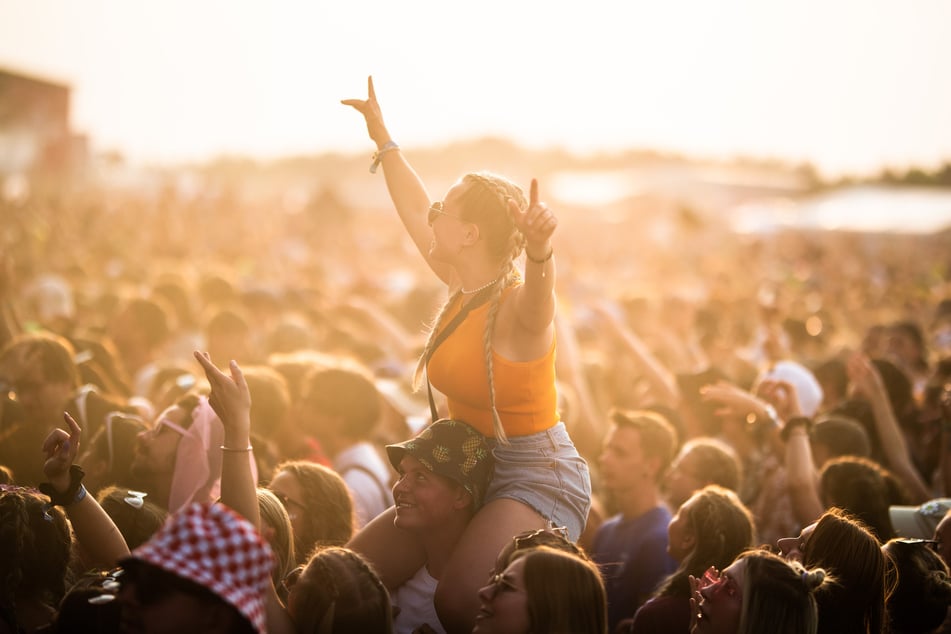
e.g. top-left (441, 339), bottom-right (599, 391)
top-left (526, 246), bottom-right (554, 264)
top-left (220, 445), bottom-right (254, 452)
top-left (781, 416), bottom-right (814, 443)
top-left (39, 464), bottom-right (87, 507)
top-left (369, 141), bottom-right (399, 173)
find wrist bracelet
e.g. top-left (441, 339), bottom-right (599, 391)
top-left (220, 445), bottom-right (254, 452)
top-left (369, 141), bottom-right (399, 173)
top-left (526, 246), bottom-right (554, 264)
top-left (780, 416), bottom-right (814, 442)
top-left (39, 465), bottom-right (87, 507)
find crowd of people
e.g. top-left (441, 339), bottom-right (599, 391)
top-left (1, 76), bottom-right (950, 633)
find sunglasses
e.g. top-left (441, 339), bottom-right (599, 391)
top-left (512, 526), bottom-right (570, 551)
top-left (427, 201), bottom-right (458, 226)
top-left (699, 567), bottom-right (740, 599)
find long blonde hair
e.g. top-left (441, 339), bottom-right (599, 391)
top-left (412, 172), bottom-right (527, 442)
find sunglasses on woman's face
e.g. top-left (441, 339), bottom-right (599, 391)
top-left (427, 201), bottom-right (458, 225)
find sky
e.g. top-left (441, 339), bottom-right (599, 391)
top-left (1, 0), bottom-right (949, 177)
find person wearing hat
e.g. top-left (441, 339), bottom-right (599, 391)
top-left (386, 419), bottom-right (494, 634)
top-left (116, 502), bottom-right (274, 634)
top-left (889, 497), bottom-right (951, 540)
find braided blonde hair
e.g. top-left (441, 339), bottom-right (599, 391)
top-left (412, 172), bottom-right (527, 442)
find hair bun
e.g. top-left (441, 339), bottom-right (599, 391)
top-left (800, 567), bottom-right (828, 592)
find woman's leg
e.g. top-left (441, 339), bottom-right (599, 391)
top-left (346, 506), bottom-right (426, 590)
top-left (434, 497), bottom-right (547, 634)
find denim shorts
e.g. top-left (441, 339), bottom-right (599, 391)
top-left (484, 422), bottom-right (592, 542)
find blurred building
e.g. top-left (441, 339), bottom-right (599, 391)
top-left (0, 66), bottom-right (88, 190)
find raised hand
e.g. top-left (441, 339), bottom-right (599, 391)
top-left (42, 412), bottom-right (82, 492)
top-left (510, 179), bottom-right (557, 259)
top-left (193, 351), bottom-right (251, 439)
top-left (341, 75), bottom-right (391, 147)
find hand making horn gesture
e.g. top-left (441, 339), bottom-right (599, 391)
top-left (341, 75), bottom-right (391, 147)
top-left (511, 179), bottom-right (557, 263)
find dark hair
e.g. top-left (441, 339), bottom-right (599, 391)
top-left (819, 456), bottom-right (902, 541)
top-left (0, 487), bottom-right (72, 617)
top-left (882, 538), bottom-right (951, 633)
top-left (804, 508), bottom-right (890, 634)
top-left (291, 547), bottom-right (393, 634)
top-left (85, 414), bottom-right (149, 493)
top-left (0, 331), bottom-right (80, 389)
top-left (656, 485), bottom-right (755, 599)
top-left (97, 486), bottom-right (168, 550)
top-left (810, 416), bottom-right (871, 461)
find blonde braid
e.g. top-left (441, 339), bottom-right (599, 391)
top-left (465, 173), bottom-right (527, 443)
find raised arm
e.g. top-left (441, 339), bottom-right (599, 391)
top-left (511, 179), bottom-right (557, 333)
top-left (342, 76), bottom-right (452, 284)
top-left (193, 352), bottom-right (259, 527)
top-left (41, 413), bottom-right (130, 567)
top-left (848, 352), bottom-right (931, 502)
top-left (194, 352), bottom-right (297, 634)
top-left (591, 299), bottom-right (680, 409)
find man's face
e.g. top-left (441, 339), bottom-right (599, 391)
top-left (392, 454), bottom-right (469, 531)
top-left (4, 351), bottom-right (73, 431)
top-left (599, 424), bottom-right (652, 494)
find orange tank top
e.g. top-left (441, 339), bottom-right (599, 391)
top-left (427, 286), bottom-right (559, 437)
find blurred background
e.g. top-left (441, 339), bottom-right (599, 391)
top-left (1, 0), bottom-right (949, 359)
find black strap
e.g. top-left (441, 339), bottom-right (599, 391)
top-left (425, 285), bottom-right (495, 421)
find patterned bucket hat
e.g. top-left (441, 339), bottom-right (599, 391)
top-left (126, 502), bottom-right (274, 633)
top-left (386, 418), bottom-right (494, 509)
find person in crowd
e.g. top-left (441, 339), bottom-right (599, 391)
top-left (77, 412), bottom-right (149, 495)
top-left (474, 545), bottom-right (607, 634)
top-left (688, 549), bottom-right (831, 634)
top-left (295, 363), bottom-right (393, 527)
top-left (95, 485), bottom-right (167, 550)
top-left (777, 507), bottom-right (890, 634)
top-left (590, 409), bottom-right (679, 631)
top-left (819, 455), bottom-right (904, 541)
top-left (116, 502), bottom-right (272, 634)
top-left (889, 498), bottom-right (951, 540)
top-left (0, 332), bottom-right (135, 485)
top-left (268, 460), bottom-right (355, 566)
top-left (343, 77), bottom-right (590, 633)
top-left (107, 296), bottom-right (174, 398)
top-left (240, 365), bottom-right (293, 481)
top-left (256, 487), bottom-right (297, 593)
top-left (194, 351), bottom-right (392, 634)
top-left (129, 393), bottom-right (255, 513)
top-left (386, 418), bottom-right (494, 634)
top-left (808, 414), bottom-right (872, 466)
top-left (881, 537), bottom-right (951, 634)
top-left (664, 438), bottom-right (742, 510)
top-left (0, 485), bottom-right (72, 633)
top-left (1, 411), bottom-right (130, 633)
top-left (631, 485), bottom-right (756, 634)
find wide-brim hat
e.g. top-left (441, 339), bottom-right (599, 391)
top-left (386, 418), bottom-right (494, 509)
top-left (889, 498), bottom-right (951, 540)
top-left (126, 502), bottom-right (273, 633)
